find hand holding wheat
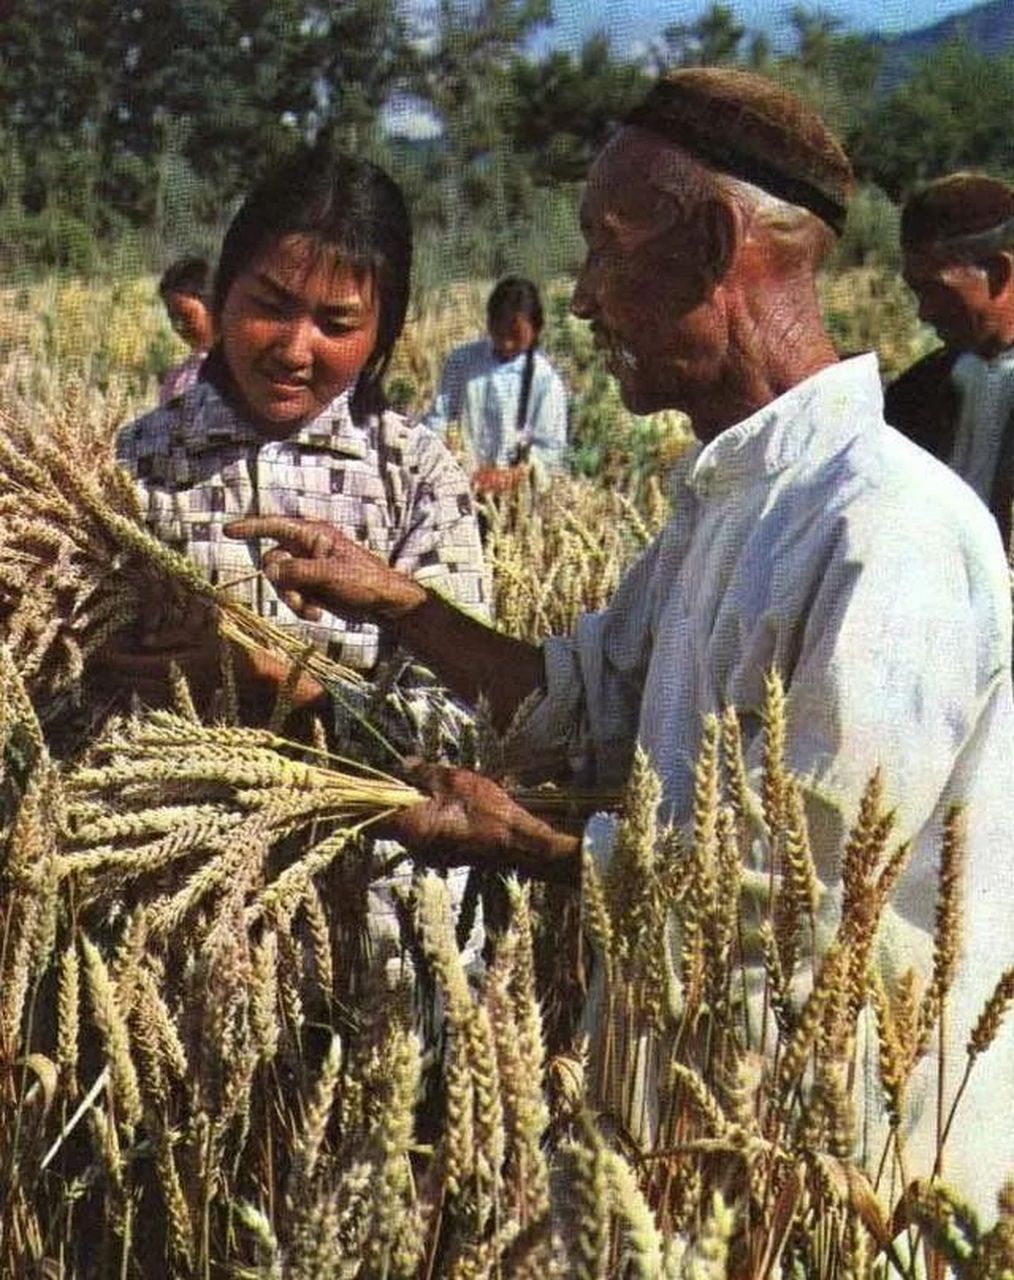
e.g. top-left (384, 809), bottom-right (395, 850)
top-left (386, 760), bottom-right (580, 883)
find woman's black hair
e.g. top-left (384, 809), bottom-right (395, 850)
top-left (486, 275), bottom-right (544, 335)
top-left (213, 146), bottom-right (412, 415)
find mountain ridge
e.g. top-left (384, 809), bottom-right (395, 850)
top-left (874, 0), bottom-right (1013, 73)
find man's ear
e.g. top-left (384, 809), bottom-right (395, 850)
top-left (984, 251), bottom-right (1013, 300)
top-left (699, 196), bottom-right (739, 290)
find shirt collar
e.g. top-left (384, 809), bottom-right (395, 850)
top-left (686, 353), bottom-right (882, 497)
top-left (953, 346), bottom-right (1014, 391)
top-left (179, 362), bottom-right (369, 459)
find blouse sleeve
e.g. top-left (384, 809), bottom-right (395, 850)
top-left (390, 423), bottom-right (491, 621)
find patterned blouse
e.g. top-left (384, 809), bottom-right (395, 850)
top-left (117, 365), bottom-right (489, 671)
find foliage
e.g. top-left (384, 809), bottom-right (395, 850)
top-left (850, 41), bottom-right (1014, 199)
top-left (7, 1), bottom-right (1013, 282)
top-left (507, 36), bottom-right (650, 186)
top-left (0, 0), bottom-right (407, 270)
top-left (831, 183), bottom-right (904, 272)
top-left (818, 265), bottom-right (932, 379)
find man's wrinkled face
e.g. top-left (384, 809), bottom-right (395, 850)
top-left (571, 129), bottom-right (725, 416)
top-left (902, 251), bottom-right (997, 355)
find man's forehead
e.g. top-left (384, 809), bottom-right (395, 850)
top-left (582, 129), bottom-right (693, 227)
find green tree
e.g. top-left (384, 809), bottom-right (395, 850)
top-left (0, 0), bottom-right (407, 262)
top-left (850, 41), bottom-right (1014, 198)
top-left (403, 0), bottom-right (552, 278)
top-left (507, 36), bottom-right (650, 185)
top-left (772, 6), bottom-right (883, 139)
top-left (658, 4), bottom-right (747, 68)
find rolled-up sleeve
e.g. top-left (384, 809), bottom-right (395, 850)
top-left (519, 540), bottom-right (661, 780)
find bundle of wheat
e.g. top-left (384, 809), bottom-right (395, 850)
top-left (576, 671), bottom-right (1014, 1278)
top-left (60, 708), bottom-right (422, 921)
top-left (4, 642), bottom-right (1014, 1277)
top-left (0, 408), bottom-right (372, 700)
top-left (0, 408), bottom-right (491, 773)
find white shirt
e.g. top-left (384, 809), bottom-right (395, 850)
top-left (522, 354), bottom-right (1014, 1214)
top-left (422, 338), bottom-right (568, 472)
top-left (949, 347), bottom-right (1014, 503)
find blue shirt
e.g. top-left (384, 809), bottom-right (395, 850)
top-left (422, 338), bottom-right (568, 472)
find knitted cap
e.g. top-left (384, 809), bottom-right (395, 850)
top-left (625, 67), bottom-right (854, 235)
top-left (901, 172), bottom-right (1014, 255)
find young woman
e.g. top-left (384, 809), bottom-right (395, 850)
top-left (109, 147), bottom-right (488, 721)
top-left (423, 276), bottom-right (568, 494)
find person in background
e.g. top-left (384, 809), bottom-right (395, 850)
top-left (423, 276), bottom-right (568, 495)
top-left (885, 173), bottom-right (1014, 548)
top-left (157, 255), bottom-right (215, 405)
top-left (228, 70), bottom-right (1014, 1220)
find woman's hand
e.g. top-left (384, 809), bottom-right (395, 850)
top-left (224, 516), bottom-right (425, 624)
top-left (90, 600), bottom-right (222, 706)
top-left (383, 762), bottom-right (580, 884)
top-left (90, 598), bottom-right (325, 720)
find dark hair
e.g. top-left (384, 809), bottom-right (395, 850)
top-left (213, 146), bottom-right (413, 413)
top-left (159, 256), bottom-right (210, 302)
top-left (486, 276), bottom-right (544, 336)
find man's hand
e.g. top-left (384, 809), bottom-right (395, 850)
top-left (227, 515), bottom-right (546, 734)
top-left (384, 763), bottom-right (580, 884)
top-left (224, 516), bottom-right (424, 625)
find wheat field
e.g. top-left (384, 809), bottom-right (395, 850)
top-left (1, 274), bottom-right (1012, 1278)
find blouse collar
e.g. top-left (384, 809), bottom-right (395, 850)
top-left (179, 350), bottom-right (370, 459)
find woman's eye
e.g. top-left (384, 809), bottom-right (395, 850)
top-left (320, 317), bottom-right (356, 337)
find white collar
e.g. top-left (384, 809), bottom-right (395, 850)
top-left (687, 354), bottom-right (882, 496)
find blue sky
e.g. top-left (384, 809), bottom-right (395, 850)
top-left (537, 0), bottom-right (985, 55)
top-left (384, 0), bottom-right (985, 137)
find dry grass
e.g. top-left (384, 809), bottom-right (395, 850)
top-left (482, 472), bottom-right (671, 641)
top-left (2, 650), bottom-right (1013, 1276)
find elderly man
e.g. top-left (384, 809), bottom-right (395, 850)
top-left (886, 173), bottom-right (1014, 547)
top-left (227, 70), bottom-right (1014, 1216)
